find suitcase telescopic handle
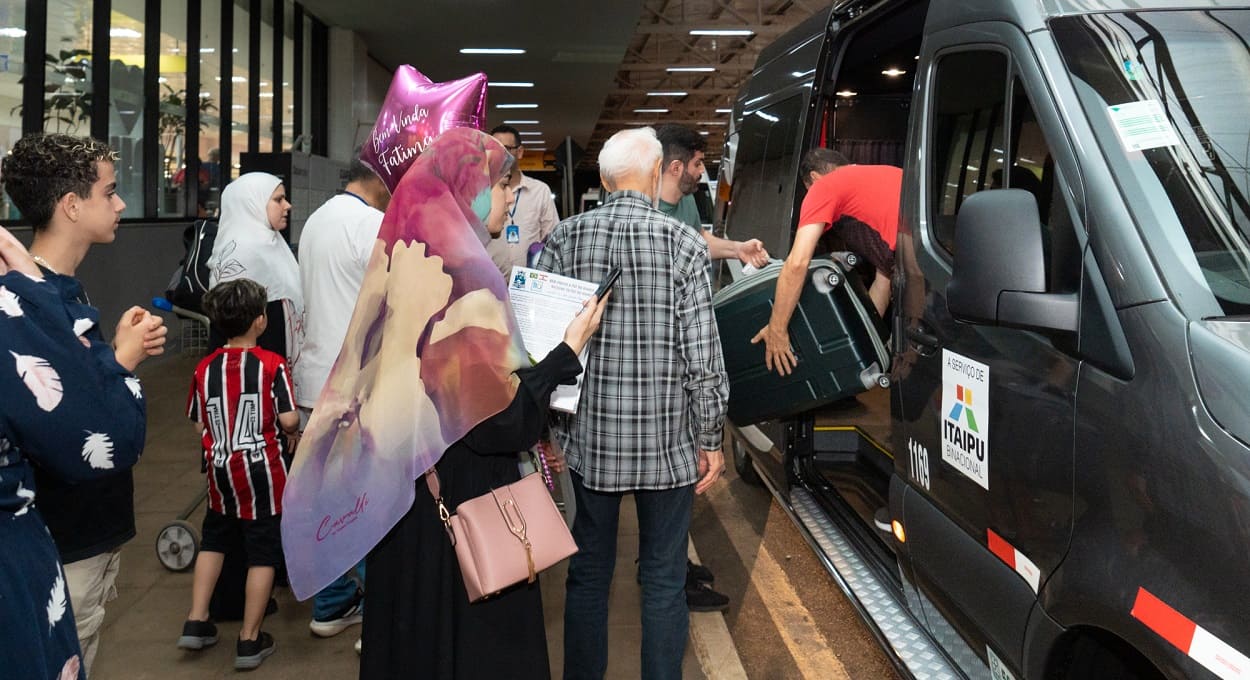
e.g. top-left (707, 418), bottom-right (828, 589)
top-left (906, 324), bottom-right (940, 353)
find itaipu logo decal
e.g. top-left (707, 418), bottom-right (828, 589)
top-left (941, 350), bottom-right (990, 490)
top-left (948, 385), bottom-right (980, 433)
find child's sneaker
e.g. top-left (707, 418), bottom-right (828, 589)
top-left (309, 594), bottom-right (364, 637)
top-left (235, 632), bottom-right (275, 670)
top-left (176, 619), bottom-right (218, 650)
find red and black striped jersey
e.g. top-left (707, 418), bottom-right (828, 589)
top-left (187, 347), bottom-right (296, 519)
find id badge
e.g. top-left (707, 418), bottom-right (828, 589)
top-left (505, 224), bottom-right (521, 243)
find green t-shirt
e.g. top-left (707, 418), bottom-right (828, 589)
top-left (658, 194), bottom-right (703, 233)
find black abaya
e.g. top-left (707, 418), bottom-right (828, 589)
top-left (360, 343), bottom-right (581, 680)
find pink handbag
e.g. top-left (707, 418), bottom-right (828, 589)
top-left (426, 470), bottom-right (578, 602)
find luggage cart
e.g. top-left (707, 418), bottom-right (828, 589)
top-left (156, 488), bottom-right (207, 572)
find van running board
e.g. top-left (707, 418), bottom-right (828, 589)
top-left (782, 486), bottom-right (965, 679)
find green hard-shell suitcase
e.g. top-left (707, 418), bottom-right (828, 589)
top-left (713, 255), bottom-right (890, 425)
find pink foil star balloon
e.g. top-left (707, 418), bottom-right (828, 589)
top-left (359, 66), bottom-right (489, 193)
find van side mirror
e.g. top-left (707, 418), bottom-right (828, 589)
top-left (946, 189), bottom-right (1078, 333)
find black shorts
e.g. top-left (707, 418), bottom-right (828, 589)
top-left (200, 509), bottom-right (284, 568)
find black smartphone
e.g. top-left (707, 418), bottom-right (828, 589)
top-left (594, 265), bottom-right (622, 298)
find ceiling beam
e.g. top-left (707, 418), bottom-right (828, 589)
top-left (617, 63), bottom-right (754, 72)
top-left (635, 23), bottom-right (789, 37)
top-left (610, 88), bottom-right (739, 96)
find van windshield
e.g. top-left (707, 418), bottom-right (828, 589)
top-left (1053, 11), bottom-right (1250, 316)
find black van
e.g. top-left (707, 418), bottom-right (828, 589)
top-left (718, 1), bottom-right (1250, 679)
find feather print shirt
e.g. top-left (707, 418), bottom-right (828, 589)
top-left (0, 270), bottom-right (146, 680)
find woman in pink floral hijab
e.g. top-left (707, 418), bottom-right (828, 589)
top-left (283, 128), bottom-right (606, 679)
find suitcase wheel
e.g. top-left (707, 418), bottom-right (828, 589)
top-left (156, 520), bottom-right (200, 572)
top-left (813, 269), bottom-right (842, 293)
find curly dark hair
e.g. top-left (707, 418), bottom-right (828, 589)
top-left (1, 134), bottom-right (119, 231)
top-left (656, 124), bottom-right (707, 168)
top-left (203, 279), bottom-right (268, 339)
top-left (799, 148), bottom-right (850, 180)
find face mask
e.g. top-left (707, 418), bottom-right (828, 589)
top-left (470, 187), bottom-right (492, 223)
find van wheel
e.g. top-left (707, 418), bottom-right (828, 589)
top-left (733, 437), bottom-right (763, 487)
top-left (1051, 633), bottom-right (1165, 680)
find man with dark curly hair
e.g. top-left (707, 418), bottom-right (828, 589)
top-left (1, 132), bottom-right (167, 675)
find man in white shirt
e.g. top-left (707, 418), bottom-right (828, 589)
top-left (485, 125), bottom-right (559, 278)
top-left (295, 158), bottom-right (390, 648)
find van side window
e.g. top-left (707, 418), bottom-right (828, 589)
top-left (1009, 78), bottom-right (1081, 293)
top-left (725, 97), bottom-right (807, 258)
top-left (930, 50), bottom-right (1009, 253)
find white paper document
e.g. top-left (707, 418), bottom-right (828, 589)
top-left (507, 266), bottom-right (598, 413)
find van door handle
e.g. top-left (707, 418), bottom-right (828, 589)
top-left (906, 325), bottom-right (940, 353)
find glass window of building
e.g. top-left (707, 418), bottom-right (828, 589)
top-left (44, 0), bottom-right (92, 137)
top-left (301, 13), bottom-right (310, 142)
top-left (281, 0), bottom-right (293, 151)
top-left (258, 0), bottom-right (274, 153)
top-left (0, 1), bottom-right (24, 220)
top-left (230, 0), bottom-right (249, 180)
top-left (108, 0), bottom-right (144, 218)
top-left (158, 0), bottom-right (190, 217)
top-left (200, 0), bottom-right (223, 213)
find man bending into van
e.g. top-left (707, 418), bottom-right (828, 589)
top-left (752, 148), bottom-right (902, 375)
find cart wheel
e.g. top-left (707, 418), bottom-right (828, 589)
top-left (156, 520), bottom-right (199, 572)
top-left (877, 374), bottom-right (891, 389)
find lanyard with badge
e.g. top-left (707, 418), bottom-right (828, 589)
top-left (505, 186), bottom-right (522, 244)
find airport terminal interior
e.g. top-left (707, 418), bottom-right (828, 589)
top-left (6, 0), bottom-right (1250, 679)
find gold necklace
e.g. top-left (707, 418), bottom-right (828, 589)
top-left (31, 254), bottom-right (59, 275)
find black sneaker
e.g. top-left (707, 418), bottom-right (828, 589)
top-left (235, 632), bottom-right (276, 670)
top-left (176, 619), bottom-right (218, 650)
top-left (688, 559), bottom-right (714, 585)
top-left (686, 579), bottom-right (730, 612)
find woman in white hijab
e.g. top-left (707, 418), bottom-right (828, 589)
top-left (208, 172), bottom-right (304, 386)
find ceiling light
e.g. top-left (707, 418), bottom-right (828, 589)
top-left (647, 91), bottom-right (688, 97)
top-left (715, 108), bottom-right (732, 113)
top-left (0, 28), bottom-right (27, 38)
top-left (690, 29), bottom-right (755, 37)
top-left (699, 131), bottom-right (709, 136)
top-left (110, 28), bottom-right (141, 39)
top-left (461, 48), bottom-right (525, 55)
top-left (698, 121), bottom-right (727, 126)
top-left (231, 104), bottom-right (245, 110)
top-left (836, 90), bottom-right (857, 97)
top-left (260, 81), bottom-right (269, 87)
top-left (489, 81), bottom-right (534, 88)
top-left (519, 131), bottom-right (542, 136)
top-left (667, 66), bottom-right (715, 73)
top-left (157, 76), bottom-right (167, 83)
top-left (503, 120), bottom-right (539, 124)
top-left (634, 108), bottom-right (669, 113)
top-left (496, 103), bottom-right (538, 109)
top-left (200, 47), bottom-right (215, 53)
top-left (529, 147), bottom-right (547, 151)
top-left (882, 68), bottom-right (907, 77)
top-left (199, 92), bottom-right (211, 98)
top-left (259, 92), bottom-right (274, 98)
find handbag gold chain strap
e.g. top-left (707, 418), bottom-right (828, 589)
top-left (493, 486), bottom-right (537, 583)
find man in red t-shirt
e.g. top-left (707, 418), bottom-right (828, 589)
top-left (752, 148), bottom-right (903, 375)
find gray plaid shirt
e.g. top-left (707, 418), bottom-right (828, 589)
top-left (537, 190), bottom-right (728, 492)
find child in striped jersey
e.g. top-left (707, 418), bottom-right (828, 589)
top-left (178, 278), bottom-right (298, 670)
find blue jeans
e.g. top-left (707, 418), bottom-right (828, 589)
top-left (312, 561), bottom-right (365, 621)
top-left (563, 472), bottom-right (693, 680)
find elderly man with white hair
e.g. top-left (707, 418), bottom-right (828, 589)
top-left (536, 127), bottom-right (729, 680)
